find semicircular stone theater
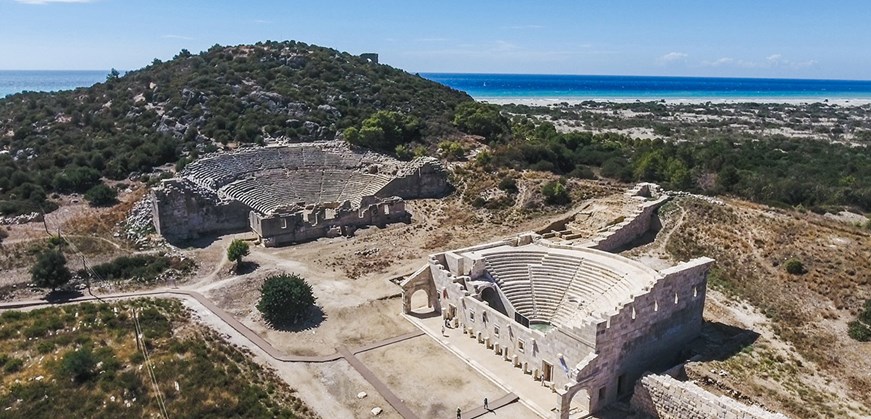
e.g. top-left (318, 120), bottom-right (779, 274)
top-left (401, 184), bottom-right (714, 417)
top-left (150, 141), bottom-right (450, 246)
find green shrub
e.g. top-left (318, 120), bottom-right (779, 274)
top-left (784, 259), bottom-right (805, 275)
top-left (438, 141), bottom-right (465, 160)
top-left (86, 254), bottom-right (190, 282)
top-left (344, 111), bottom-right (422, 152)
top-left (257, 273), bottom-right (316, 327)
top-left (452, 102), bottom-right (509, 140)
top-left (61, 347), bottom-right (97, 382)
top-left (848, 320), bottom-right (871, 342)
top-left (541, 180), bottom-right (571, 205)
top-left (498, 176), bottom-right (518, 193)
top-left (3, 357), bottom-right (24, 373)
top-left (84, 183), bottom-right (117, 207)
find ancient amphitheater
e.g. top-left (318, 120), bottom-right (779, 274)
top-left (151, 141), bottom-right (449, 246)
top-left (398, 184), bottom-right (789, 418)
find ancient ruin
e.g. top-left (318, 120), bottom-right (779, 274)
top-left (401, 185), bottom-right (715, 418)
top-left (151, 141), bottom-right (449, 246)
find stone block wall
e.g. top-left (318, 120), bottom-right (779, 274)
top-left (631, 374), bottom-right (788, 419)
top-left (251, 197), bottom-right (409, 247)
top-left (590, 195), bottom-right (670, 252)
top-left (377, 158), bottom-right (450, 199)
top-left (151, 179), bottom-right (251, 242)
top-left (573, 257), bottom-right (713, 412)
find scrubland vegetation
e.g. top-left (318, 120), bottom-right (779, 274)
top-left (0, 299), bottom-right (316, 418)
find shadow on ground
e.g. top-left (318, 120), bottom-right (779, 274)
top-left (44, 290), bottom-right (85, 303)
top-left (235, 261), bottom-right (260, 275)
top-left (269, 305), bottom-right (327, 332)
top-left (407, 309), bottom-right (441, 319)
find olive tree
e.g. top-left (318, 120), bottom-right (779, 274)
top-left (227, 239), bottom-right (250, 273)
top-left (31, 249), bottom-right (72, 291)
top-left (257, 273), bottom-right (316, 327)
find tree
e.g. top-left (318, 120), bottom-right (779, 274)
top-left (452, 102), bottom-right (508, 141)
top-left (257, 273), bottom-right (316, 326)
top-left (343, 111), bottom-right (422, 152)
top-left (31, 249), bottom-right (72, 291)
top-left (84, 183), bottom-right (117, 207)
top-left (227, 239), bottom-right (250, 272)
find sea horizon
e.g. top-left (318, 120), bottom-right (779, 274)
top-left (0, 70), bottom-right (108, 98)
top-left (421, 73), bottom-right (871, 103)
top-left (5, 70), bottom-right (871, 103)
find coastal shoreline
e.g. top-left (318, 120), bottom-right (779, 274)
top-left (477, 97), bottom-right (871, 106)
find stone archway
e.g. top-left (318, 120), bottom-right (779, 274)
top-left (559, 384), bottom-right (592, 419)
top-left (400, 265), bottom-right (440, 315)
top-left (408, 289), bottom-right (434, 314)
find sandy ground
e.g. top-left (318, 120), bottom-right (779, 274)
top-left (359, 336), bottom-right (509, 418)
top-left (180, 297), bottom-right (390, 419)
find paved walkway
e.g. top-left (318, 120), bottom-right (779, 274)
top-left (405, 313), bottom-right (559, 418)
top-left (462, 392), bottom-right (520, 418)
top-left (0, 289), bottom-right (424, 419)
top-left (339, 347), bottom-right (420, 419)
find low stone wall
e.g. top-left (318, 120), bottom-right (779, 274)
top-left (631, 374), bottom-right (788, 419)
top-left (588, 194), bottom-right (669, 252)
top-left (251, 197), bottom-right (409, 247)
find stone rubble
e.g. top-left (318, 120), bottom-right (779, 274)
top-left (0, 212), bottom-right (43, 225)
top-left (120, 195), bottom-right (162, 249)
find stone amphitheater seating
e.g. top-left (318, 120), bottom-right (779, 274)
top-left (218, 168), bottom-right (392, 215)
top-left (180, 145), bottom-right (405, 215)
top-left (482, 249), bottom-right (646, 327)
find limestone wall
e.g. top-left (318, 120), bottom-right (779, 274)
top-left (151, 179), bottom-right (251, 242)
top-left (376, 158), bottom-right (450, 199)
top-left (588, 194), bottom-right (669, 252)
top-left (427, 258), bottom-right (596, 391)
top-left (570, 257), bottom-right (713, 412)
top-left (631, 374), bottom-right (788, 419)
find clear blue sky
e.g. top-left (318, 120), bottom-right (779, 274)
top-left (2, 0), bottom-right (870, 80)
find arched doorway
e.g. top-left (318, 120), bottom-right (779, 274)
top-left (409, 289), bottom-right (433, 314)
top-left (560, 385), bottom-right (591, 418)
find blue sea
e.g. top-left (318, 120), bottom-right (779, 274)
top-left (4, 70), bottom-right (871, 103)
top-left (421, 73), bottom-right (871, 102)
top-left (0, 70), bottom-right (107, 98)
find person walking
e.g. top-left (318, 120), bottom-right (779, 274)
top-left (456, 407), bottom-right (462, 419)
top-left (484, 397), bottom-right (489, 410)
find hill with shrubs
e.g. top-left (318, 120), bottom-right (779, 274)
top-left (0, 40), bottom-right (471, 216)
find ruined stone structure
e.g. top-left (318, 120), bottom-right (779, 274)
top-left (401, 185), bottom-right (715, 418)
top-left (542, 182), bottom-right (670, 252)
top-left (152, 141), bottom-right (449, 245)
top-left (631, 374), bottom-right (788, 419)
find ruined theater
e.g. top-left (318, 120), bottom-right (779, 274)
top-left (151, 141), bottom-right (449, 246)
top-left (402, 184), bottom-right (715, 417)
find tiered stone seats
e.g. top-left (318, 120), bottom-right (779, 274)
top-left (483, 251), bottom-right (547, 318)
top-left (220, 168), bottom-right (397, 215)
top-left (528, 253), bottom-right (584, 321)
top-left (548, 258), bottom-right (639, 327)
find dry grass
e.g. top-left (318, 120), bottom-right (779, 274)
top-left (666, 197), bottom-right (871, 418)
